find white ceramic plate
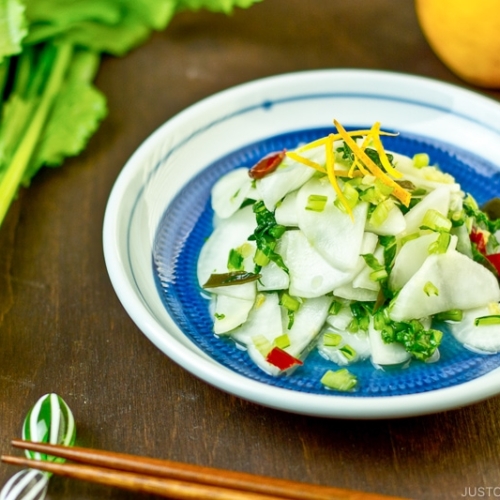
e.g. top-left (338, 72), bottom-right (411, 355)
top-left (103, 69), bottom-right (500, 419)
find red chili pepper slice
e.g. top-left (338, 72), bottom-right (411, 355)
top-left (486, 253), bottom-right (500, 275)
top-left (248, 150), bottom-right (286, 180)
top-left (265, 346), bottom-right (303, 371)
top-left (470, 229), bottom-right (487, 254)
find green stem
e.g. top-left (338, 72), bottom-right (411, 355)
top-left (0, 41), bottom-right (73, 225)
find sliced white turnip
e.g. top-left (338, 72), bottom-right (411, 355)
top-left (257, 261), bottom-right (289, 292)
top-left (211, 168), bottom-right (253, 219)
top-left (275, 190), bottom-right (299, 227)
top-left (285, 295), bottom-right (331, 357)
top-left (389, 250), bottom-right (500, 322)
top-left (326, 303), bottom-right (353, 331)
top-left (256, 147), bottom-right (323, 210)
top-left (352, 243), bottom-right (385, 292)
top-left (449, 305), bottom-right (500, 353)
top-left (231, 292), bottom-right (283, 346)
top-left (318, 329), bottom-right (371, 366)
top-left (279, 229), bottom-right (354, 298)
top-left (389, 232), bottom-right (455, 292)
top-left (403, 186), bottom-right (451, 235)
top-left (392, 153), bottom-right (460, 192)
top-left (365, 204), bottom-right (406, 236)
top-left (334, 283), bottom-right (379, 302)
top-left (197, 205), bottom-right (255, 287)
top-left (213, 294), bottom-right (255, 334)
top-left (296, 176), bottom-right (368, 271)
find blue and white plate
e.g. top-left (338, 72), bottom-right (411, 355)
top-left (103, 69), bottom-right (500, 419)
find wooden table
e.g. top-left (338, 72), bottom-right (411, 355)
top-left (1, 1), bottom-right (500, 499)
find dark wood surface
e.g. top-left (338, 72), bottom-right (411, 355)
top-left (2, 1), bottom-right (500, 499)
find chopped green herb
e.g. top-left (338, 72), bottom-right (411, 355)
top-left (227, 248), bottom-right (244, 271)
top-left (420, 209), bottom-right (452, 233)
top-left (248, 201), bottom-right (288, 273)
top-left (279, 292), bottom-right (300, 312)
top-left (320, 368), bottom-right (358, 391)
top-left (214, 313), bottom-right (225, 320)
top-left (334, 182), bottom-right (359, 212)
top-left (423, 281), bottom-right (439, 296)
top-left (323, 332), bottom-right (342, 347)
top-left (428, 232), bottom-right (451, 254)
top-left (252, 335), bottom-right (272, 357)
top-left (435, 309), bottom-right (463, 322)
top-left (474, 315), bottom-right (500, 326)
top-left (339, 344), bottom-right (357, 361)
top-left (369, 198), bottom-right (394, 227)
top-left (328, 299), bottom-right (343, 315)
top-left (305, 194), bottom-right (328, 212)
top-left (273, 334), bottom-right (291, 349)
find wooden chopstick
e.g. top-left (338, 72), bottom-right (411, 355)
top-left (2, 440), bottom-right (409, 500)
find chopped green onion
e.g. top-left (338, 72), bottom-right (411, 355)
top-left (328, 300), bottom-right (343, 315)
top-left (320, 368), bottom-right (358, 391)
top-left (254, 248), bottom-right (270, 267)
top-left (474, 315), bottom-right (500, 326)
top-left (248, 201), bottom-right (288, 272)
top-left (334, 182), bottom-right (359, 212)
top-left (214, 313), bottom-right (225, 320)
top-left (369, 198), bottom-right (394, 227)
top-left (450, 209), bottom-right (466, 226)
top-left (252, 335), bottom-right (272, 357)
top-left (227, 248), bottom-right (244, 271)
top-left (369, 267), bottom-right (388, 282)
top-left (280, 292), bottom-right (301, 312)
top-left (360, 185), bottom-right (386, 205)
top-left (280, 292), bottom-right (301, 329)
top-left (428, 232), bottom-right (452, 254)
top-left (339, 344), bottom-right (357, 361)
top-left (413, 153), bottom-right (430, 168)
top-left (323, 332), bottom-right (342, 347)
top-left (435, 309), bottom-right (463, 322)
top-left (273, 334), bottom-right (291, 349)
top-left (375, 178), bottom-right (394, 196)
top-left (306, 194), bottom-right (328, 212)
top-left (464, 194), bottom-right (479, 211)
top-left (348, 318), bottom-right (359, 333)
top-left (420, 209), bottom-right (452, 233)
top-left (423, 281), bottom-right (439, 296)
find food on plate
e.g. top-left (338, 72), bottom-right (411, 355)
top-left (197, 119), bottom-right (500, 391)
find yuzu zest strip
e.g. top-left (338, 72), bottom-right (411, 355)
top-left (333, 119), bottom-right (411, 207)
top-left (325, 134), bottom-right (354, 220)
top-left (285, 151), bottom-right (326, 173)
top-left (369, 121), bottom-right (403, 178)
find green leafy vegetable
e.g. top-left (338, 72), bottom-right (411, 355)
top-left (0, 0), bottom-right (262, 228)
top-left (248, 200), bottom-right (288, 272)
top-left (374, 309), bottom-right (443, 361)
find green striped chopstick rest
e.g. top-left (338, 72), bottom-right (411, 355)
top-left (21, 394), bottom-right (76, 462)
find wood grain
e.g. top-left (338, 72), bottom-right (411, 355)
top-left (1, 1), bottom-right (500, 499)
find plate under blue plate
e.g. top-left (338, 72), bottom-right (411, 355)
top-left (153, 127), bottom-right (500, 397)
